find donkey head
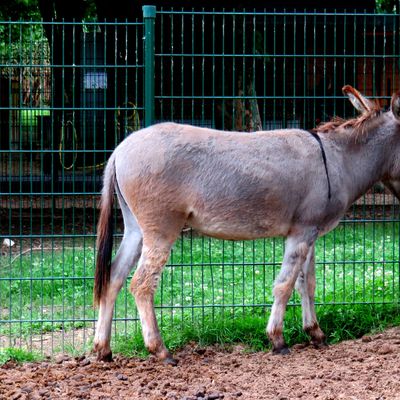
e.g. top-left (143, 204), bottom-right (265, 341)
top-left (343, 85), bottom-right (400, 200)
top-left (384, 93), bottom-right (400, 199)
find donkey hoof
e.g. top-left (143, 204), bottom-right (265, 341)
top-left (96, 349), bottom-right (113, 362)
top-left (163, 356), bottom-right (179, 366)
top-left (272, 346), bottom-right (290, 355)
top-left (312, 340), bottom-right (328, 350)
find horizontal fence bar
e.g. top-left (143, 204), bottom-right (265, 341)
top-left (0, 192), bottom-right (101, 196)
top-left (152, 95), bottom-right (392, 100)
top-left (0, 20), bottom-right (144, 26)
top-left (0, 63), bottom-right (144, 68)
top-left (154, 53), bottom-right (399, 59)
top-left (0, 106), bottom-right (144, 111)
top-left (157, 10), bottom-right (397, 17)
top-left (1, 301), bottom-right (399, 326)
top-left (0, 260), bottom-right (399, 282)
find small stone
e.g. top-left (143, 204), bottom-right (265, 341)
top-left (194, 387), bottom-right (206, 398)
top-left (21, 385), bottom-right (33, 394)
top-left (378, 344), bottom-right (394, 355)
top-left (208, 393), bottom-right (222, 400)
top-left (11, 392), bottom-right (22, 400)
top-left (233, 392), bottom-right (243, 397)
top-left (55, 354), bottom-right (70, 364)
top-left (361, 336), bottom-right (372, 343)
top-left (79, 385), bottom-right (91, 392)
top-left (194, 347), bottom-right (207, 355)
top-left (116, 373), bottom-right (128, 381)
top-left (292, 343), bottom-right (308, 350)
top-left (80, 359), bottom-right (91, 367)
top-left (38, 389), bottom-right (49, 396)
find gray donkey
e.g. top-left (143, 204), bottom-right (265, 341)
top-left (93, 86), bottom-right (400, 364)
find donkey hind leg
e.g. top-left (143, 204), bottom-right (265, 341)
top-left (130, 232), bottom-right (180, 366)
top-left (94, 197), bottom-right (143, 361)
top-left (267, 230), bottom-right (317, 354)
top-left (295, 244), bottom-right (326, 348)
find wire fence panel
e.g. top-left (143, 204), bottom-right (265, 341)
top-left (0, 9), bottom-right (400, 356)
top-left (0, 19), bottom-right (145, 354)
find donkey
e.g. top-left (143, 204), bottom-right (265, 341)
top-left (93, 86), bottom-right (400, 364)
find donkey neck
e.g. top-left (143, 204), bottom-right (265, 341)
top-left (327, 126), bottom-right (393, 204)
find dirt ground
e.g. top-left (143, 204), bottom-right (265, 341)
top-left (2, 327), bottom-right (400, 400)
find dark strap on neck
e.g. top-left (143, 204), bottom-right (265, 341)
top-left (307, 130), bottom-right (332, 200)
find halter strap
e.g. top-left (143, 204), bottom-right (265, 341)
top-left (307, 130), bottom-right (332, 200)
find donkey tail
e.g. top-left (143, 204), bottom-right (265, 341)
top-left (94, 153), bottom-right (117, 306)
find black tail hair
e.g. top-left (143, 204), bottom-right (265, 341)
top-left (93, 154), bottom-right (116, 306)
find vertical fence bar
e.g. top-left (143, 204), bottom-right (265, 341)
top-left (143, 6), bottom-right (156, 126)
top-left (180, 10), bottom-right (184, 122)
top-left (170, 11), bottom-right (174, 120)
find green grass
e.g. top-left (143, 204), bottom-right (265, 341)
top-left (1, 221), bottom-right (400, 358)
top-left (0, 347), bottom-right (40, 364)
top-left (110, 303), bottom-right (400, 358)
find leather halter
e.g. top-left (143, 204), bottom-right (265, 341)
top-left (307, 130), bottom-right (332, 200)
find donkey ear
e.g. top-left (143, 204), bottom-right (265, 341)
top-left (391, 92), bottom-right (400, 121)
top-left (342, 85), bottom-right (374, 114)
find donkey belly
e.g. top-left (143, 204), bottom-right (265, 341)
top-left (187, 208), bottom-right (291, 240)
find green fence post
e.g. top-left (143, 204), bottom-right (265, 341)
top-left (143, 5), bottom-right (156, 127)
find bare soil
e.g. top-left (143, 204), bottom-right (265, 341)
top-left (2, 327), bottom-right (400, 400)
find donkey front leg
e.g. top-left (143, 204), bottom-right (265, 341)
top-left (295, 244), bottom-right (326, 347)
top-left (130, 239), bottom-right (177, 365)
top-left (267, 234), bottom-right (314, 354)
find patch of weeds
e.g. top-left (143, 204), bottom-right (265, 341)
top-left (110, 304), bottom-right (400, 359)
top-left (0, 347), bottom-right (40, 365)
top-left (112, 330), bottom-right (148, 358)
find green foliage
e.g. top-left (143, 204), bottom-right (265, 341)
top-left (111, 304), bottom-right (400, 357)
top-left (375, 0), bottom-right (398, 13)
top-left (0, 0), bottom-right (40, 21)
top-left (112, 330), bottom-right (148, 358)
top-left (0, 347), bottom-right (40, 364)
top-left (0, 21), bottom-right (48, 83)
top-left (320, 304), bottom-right (400, 342)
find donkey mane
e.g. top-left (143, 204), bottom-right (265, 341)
top-left (314, 101), bottom-right (382, 135)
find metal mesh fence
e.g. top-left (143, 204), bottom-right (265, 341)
top-left (0, 9), bottom-right (399, 356)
